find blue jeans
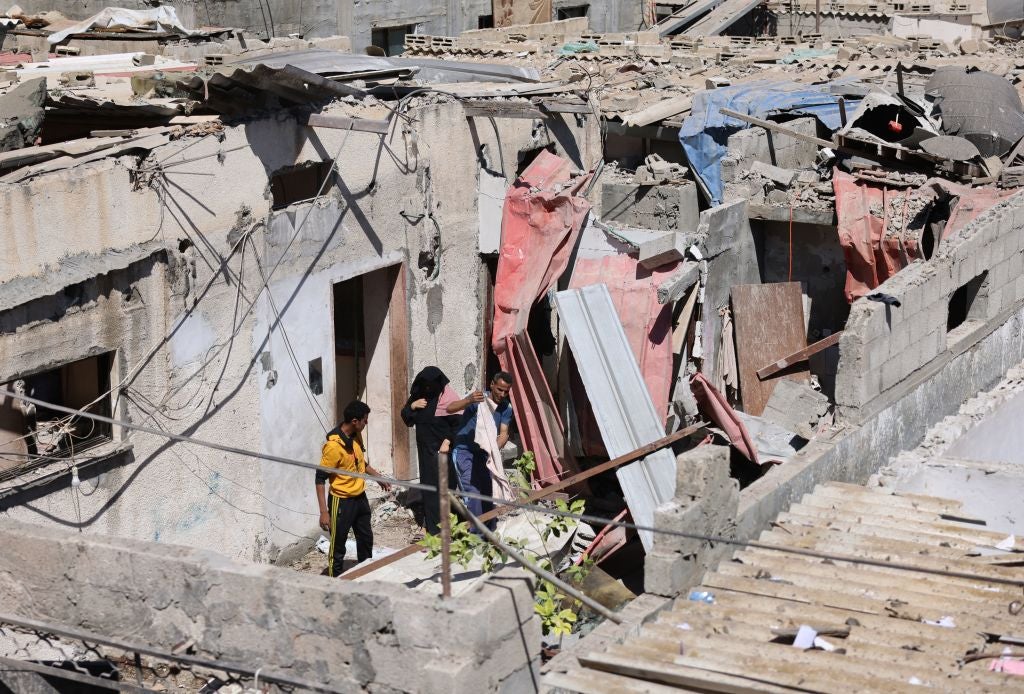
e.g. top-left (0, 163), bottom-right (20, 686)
top-left (452, 448), bottom-right (496, 531)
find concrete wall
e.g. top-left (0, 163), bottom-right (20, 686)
top-left (645, 445), bottom-right (738, 597)
top-left (835, 191), bottom-right (1024, 422)
top-left (770, 11), bottom-right (891, 38)
top-left (5, 0), bottom-right (636, 50)
top-left (0, 100), bottom-right (601, 562)
top-left (600, 181), bottom-right (700, 231)
top-left (0, 516), bottom-right (540, 693)
top-left (721, 117), bottom-right (820, 184)
top-left (737, 277), bottom-right (1024, 544)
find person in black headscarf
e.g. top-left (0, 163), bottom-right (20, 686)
top-left (401, 366), bottom-right (459, 535)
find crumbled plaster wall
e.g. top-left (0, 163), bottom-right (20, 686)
top-left (0, 100), bottom-right (601, 563)
top-left (644, 445), bottom-right (738, 597)
top-left (835, 191), bottom-right (1024, 422)
top-left (0, 516), bottom-right (540, 693)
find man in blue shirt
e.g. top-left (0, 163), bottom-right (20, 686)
top-left (446, 372), bottom-right (514, 529)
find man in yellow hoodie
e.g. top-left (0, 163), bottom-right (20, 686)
top-left (314, 400), bottom-right (391, 577)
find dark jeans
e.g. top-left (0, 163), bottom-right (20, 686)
top-left (328, 492), bottom-right (372, 577)
top-left (452, 448), bottom-right (496, 531)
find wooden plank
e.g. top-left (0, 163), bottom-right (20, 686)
top-left (305, 113), bottom-right (391, 134)
top-left (543, 669), bottom-right (683, 693)
top-left (341, 422), bottom-right (706, 578)
top-left (731, 282), bottom-right (808, 416)
top-left (756, 331), bottom-right (842, 380)
top-left (634, 625), bottom-right (1011, 692)
top-left (580, 650), bottom-right (805, 694)
top-left (388, 263), bottom-right (411, 482)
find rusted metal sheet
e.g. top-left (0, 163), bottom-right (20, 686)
top-left (943, 186), bottom-right (1019, 241)
top-left (689, 373), bottom-right (759, 463)
top-left (833, 169), bottom-right (924, 303)
top-left (492, 149), bottom-right (591, 485)
top-left (730, 282), bottom-right (808, 417)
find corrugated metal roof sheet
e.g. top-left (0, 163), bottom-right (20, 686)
top-left (554, 283), bottom-right (676, 552)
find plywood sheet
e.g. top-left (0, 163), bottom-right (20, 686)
top-left (730, 282), bottom-right (807, 416)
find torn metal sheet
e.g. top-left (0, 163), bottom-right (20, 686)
top-left (554, 283), bottom-right (675, 552)
top-left (734, 411), bottom-right (803, 464)
top-left (492, 150), bottom-right (590, 485)
top-left (836, 90), bottom-right (939, 149)
top-left (690, 372), bottom-right (759, 464)
top-left (47, 6), bottom-right (196, 44)
top-left (942, 186), bottom-right (1020, 241)
top-left (230, 49), bottom-right (540, 84)
top-left (926, 67), bottom-right (1024, 158)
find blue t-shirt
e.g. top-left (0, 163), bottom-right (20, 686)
top-left (452, 392), bottom-right (513, 455)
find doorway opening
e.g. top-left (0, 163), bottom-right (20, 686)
top-left (331, 264), bottom-right (410, 479)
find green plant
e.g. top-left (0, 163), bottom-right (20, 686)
top-left (419, 452), bottom-right (596, 637)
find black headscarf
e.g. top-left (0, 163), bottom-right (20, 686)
top-left (402, 366), bottom-right (449, 426)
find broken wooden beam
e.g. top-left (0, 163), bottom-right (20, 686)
top-left (756, 331), bottom-right (843, 380)
top-left (341, 421), bottom-right (707, 580)
top-left (305, 113), bottom-right (391, 134)
top-left (718, 107), bottom-right (833, 148)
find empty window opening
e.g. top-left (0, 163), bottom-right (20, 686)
top-left (557, 4), bottom-right (589, 18)
top-left (947, 270), bottom-right (989, 333)
top-left (269, 161), bottom-right (335, 210)
top-left (371, 24), bottom-right (414, 56)
top-left (516, 144), bottom-right (556, 178)
top-left (0, 353), bottom-right (113, 479)
top-left (478, 14), bottom-right (494, 28)
top-left (308, 358), bottom-right (323, 396)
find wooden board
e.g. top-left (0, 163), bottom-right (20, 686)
top-left (730, 282), bottom-right (808, 416)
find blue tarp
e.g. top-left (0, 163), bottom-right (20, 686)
top-left (678, 80), bottom-right (859, 205)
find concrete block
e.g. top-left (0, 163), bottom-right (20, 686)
top-left (698, 199), bottom-right (751, 259)
top-left (749, 160), bottom-right (798, 187)
top-left (880, 354), bottom-right (902, 391)
top-left (657, 260), bottom-right (700, 303)
top-left (639, 231), bottom-right (691, 270)
top-left (761, 380), bottom-right (830, 439)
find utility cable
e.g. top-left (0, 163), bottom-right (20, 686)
top-left (3, 389), bottom-right (1023, 589)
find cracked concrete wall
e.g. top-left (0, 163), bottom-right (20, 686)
top-left (0, 100), bottom-right (601, 562)
top-left (644, 445), bottom-right (738, 597)
top-left (835, 190), bottom-right (1024, 422)
top-left (0, 516), bottom-right (540, 693)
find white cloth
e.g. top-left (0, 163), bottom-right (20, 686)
top-left (475, 397), bottom-right (514, 501)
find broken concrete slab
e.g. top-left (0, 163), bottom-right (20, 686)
top-left (638, 230), bottom-right (694, 270)
top-left (749, 160), bottom-right (797, 187)
top-left (697, 198), bottom-right (752, 258)
top-left (0, 77), bottom-right (45, 152)
top-left (761, 380), bottom-right (830, 440)
top-left (656, 260), bottom-right (700, 304)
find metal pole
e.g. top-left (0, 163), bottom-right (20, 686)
top-left (815, 0), bottom-right (821, 34)
top-left (449, 494), bottom-right (623, 625)
top-left (438, 452), bottom-right (452, 599)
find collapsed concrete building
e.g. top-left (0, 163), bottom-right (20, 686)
top-left (1, 5), bottom-right (1024, 693)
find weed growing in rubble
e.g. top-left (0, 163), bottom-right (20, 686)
top-left (418, 453), bottom-right (595, 636)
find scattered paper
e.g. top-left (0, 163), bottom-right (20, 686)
top-left (813, 636), bottom-right (836, 652)
top-left (793, 625), bottom-right (817, 649)
top-left (989, 658), bottom-right (1024, 675)
top-left (923, 616), bottom-right (956, 628)
top-left (315, 535), bottom-right (330, 553)
top-left (677, 623), bottom-right (692, 631)
top-left (996, 534), bottom-right (1016, 551)
top-left (908, 676), bottom-right (923, 685)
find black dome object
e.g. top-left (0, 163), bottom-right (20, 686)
top-left (925, 67), bottom-right (1024, 158)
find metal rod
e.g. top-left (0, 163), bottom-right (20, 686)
top-left (438, 451), bottom-right (452, 599)
top-left (449, 494), bottom-right (623, 625)
top-left (838, 97), bottom-right (847, 128)
top-left (815, 0), bottom-right (821, 33)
